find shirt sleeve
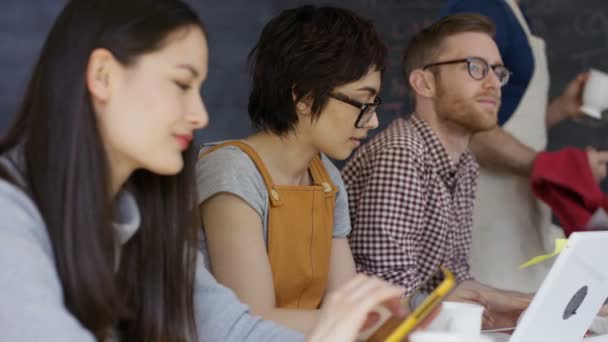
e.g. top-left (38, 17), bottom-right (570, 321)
top-left (0, 181), bottom-right (96, 342)
top-left (348, 146), bottom-right (426, 294)
top-left (321, 154), bottom-right (352, 238)
top-left (196, 146), bottom-right (268, 217)
top-left (194, 253), bottom-right (304, 341)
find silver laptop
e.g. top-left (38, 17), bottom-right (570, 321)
top-left (487, 231), bottom-right (608, 342)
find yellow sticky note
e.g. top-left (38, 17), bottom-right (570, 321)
top-left (519, 239), bottom-right (568, 269)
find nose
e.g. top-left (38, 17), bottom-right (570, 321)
top-left (363, 111), bottom-right (380, 130)
top-left (483, 68), bottom-right (502, 90)
top-left (188, 95), bottom-right (209, 129)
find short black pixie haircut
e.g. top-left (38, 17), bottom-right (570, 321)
top-left (248, 5), bottom-right (388, 135)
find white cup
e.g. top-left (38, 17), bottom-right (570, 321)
top-left (426, 302), bottom-right (484, 336)
top-left (410, 331), bottom-right (493, 342)
top-left (581, 69), bottom-right (608, 119)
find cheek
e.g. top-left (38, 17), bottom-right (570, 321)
top-left (128, 80), bottom-right (176, 113)
top-left (438, 81), bottom-right (478, 111)
top-left (310, 110), bottom-right (359, 159)
top-left (314, 108), bottom-right (351, 140)
top-left (105, 85), bottom-right (180, 152)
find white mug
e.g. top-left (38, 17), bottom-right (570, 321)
top-left (425, 301), bottom-right (484, 336)
top-left (581, 69), bottom-right (608, 119)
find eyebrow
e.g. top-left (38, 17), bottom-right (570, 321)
top-left (356, 86), bottom-right (379, 96)
top-left (176, 64), bottom-right (199, 78)
top-left (468, 56), bottom-right (505, 67)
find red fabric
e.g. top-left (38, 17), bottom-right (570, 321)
top-left (530, 147), bottom-right (608, 236)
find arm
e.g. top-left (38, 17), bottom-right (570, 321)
top-left (0, 183), bottom-right (95, 341)
top-left (323, 155), bottom-right (357, 294)
top-left (348, 147), bottom-right (425, 294)
top-left (193, 251), bottom-right (305, 341)
top-left (325, 238), bottom-right (357, 294)
top-left (196, 259), bottom-right (407, 342)
top-left (200, 193), bottom-right (319, 334)
top-left (471, 126), bottom-right (608, 180)
top-left (469, 127), bottom-right (537, 177)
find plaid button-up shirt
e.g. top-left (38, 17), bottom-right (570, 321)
top-left (342, 115), bottom-right (478, 294)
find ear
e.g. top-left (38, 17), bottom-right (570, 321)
top-left (292, 87), bottom-right (313, 117)
top-left (86, 48), bottom-right (117, 103)
top-left (409, 69), bottom-right (436, 99)
top-left (295, 98), bottom-right (313, 116)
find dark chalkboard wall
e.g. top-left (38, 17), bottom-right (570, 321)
top-left (2, 0), bottom-right (608, 157)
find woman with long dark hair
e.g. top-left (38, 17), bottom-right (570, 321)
top-left (0, 1), bottom-right (406, 341)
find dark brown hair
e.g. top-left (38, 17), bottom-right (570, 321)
top-left (248, 5), bottom-right (388, 135)
top-left (402, 13), bottom-right (495, 91)
top-left (0, 0), bottom-right (204, 340)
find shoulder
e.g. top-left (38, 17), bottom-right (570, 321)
top-left (366, 118), bottom-right (426, 164)
top-left (0, 179), bottom-right (48, 244)
top-left (196, 142), bottom-right (272, 223)
top-left (0, 152), bottom-right (53, 261)
top-left (197, 143), bottom-right (262, 177)
top-left (196, 142), bottom-right (268, 209)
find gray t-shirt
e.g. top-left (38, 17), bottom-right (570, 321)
top-left (0, 150), bottom-right (303, 342)
top-left (196, 142), bottom-right (352, 258)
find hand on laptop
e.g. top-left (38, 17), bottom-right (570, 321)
top-left (447, 286), bottom-right (494, 326)
top-left (481, 289), bottom-right (531, 330)
top-left (458, 280), bottom-right (532, 330)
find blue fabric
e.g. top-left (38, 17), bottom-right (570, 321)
top-left (439, 0), bottom-right (535, 126)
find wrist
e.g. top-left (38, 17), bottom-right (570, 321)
top-left (546, 97), bottom-right (566, 127)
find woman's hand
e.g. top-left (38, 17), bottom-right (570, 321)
top-left (307, 274), bottom-right (407, 342)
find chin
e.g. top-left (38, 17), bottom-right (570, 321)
top-left (146, 158), bottom-right (184, 176)
top-left (325, 149), bottom-right (353, 161)
top-left (469, 110), bottom-right (498, 132)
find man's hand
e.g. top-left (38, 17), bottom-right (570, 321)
top-left (458, 281), bottom-right (532, 330)
top-left (546, 72), bottom-right (589, 127)
top-left (448, 285), bottom-right (494, 327)
top-left (482, 289), bottom-right (531, 330)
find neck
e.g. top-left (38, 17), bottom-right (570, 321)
top-left (108, 151), bottom-right (135, 197)
top-left (245, 130), bottom-right (319, 185)
top-left (415, 106), bottom-right (471, 164)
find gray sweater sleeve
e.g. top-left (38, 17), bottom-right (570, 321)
top-left (194, 254), bottom-right (305, 341)
top-left (0, 180), bottom-right (95, 341)
top-left (0, 180), bottom-right (303, 342)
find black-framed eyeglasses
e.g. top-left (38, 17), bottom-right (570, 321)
top-left (423, 57), bottom-right (512, 87)
top-left (329, 92), bottom-right (381, 128)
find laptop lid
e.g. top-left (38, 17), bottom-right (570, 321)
top-left (510, 231), bottom-right (608, 342)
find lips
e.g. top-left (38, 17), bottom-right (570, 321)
top-left (350, 136), bottom-right (367, 146)
top-left (477, 97), bottom-right (500, 108)
top-left (175, 133), bottom-right (193, 150)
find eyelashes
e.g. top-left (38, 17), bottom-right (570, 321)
top-left (174, 81), bottom-right (192, 91)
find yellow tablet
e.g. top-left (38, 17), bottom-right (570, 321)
top-left (384, 267), bottom-right (456, 342)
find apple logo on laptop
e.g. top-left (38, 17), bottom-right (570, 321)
top-left (563, 286), bottom-right (588, 320)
